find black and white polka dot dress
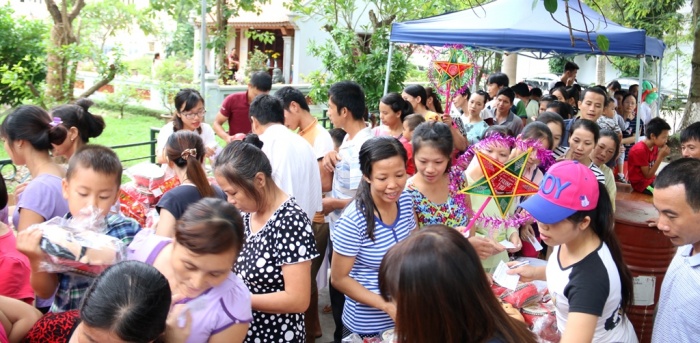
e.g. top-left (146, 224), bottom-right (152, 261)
top-left (235, 197), bottom-right (319, 343)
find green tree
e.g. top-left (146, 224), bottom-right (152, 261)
top-left (42, 0), bottom-right (154, 105)
top-left (166, 22), bottom-right (195, 57)
top-left (291, 0), bottom-right (480, 109)
top-left (149, 0), bottom-right (265, 82)
top-left (0, 5), bottom-right (49, 107)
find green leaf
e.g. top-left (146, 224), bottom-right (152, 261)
top-left (544, 0), bottom-right (557, 13)
top-left (532, 0), bottom-right (539, 10)
top-left (596, 34), bottom-right (610, 52)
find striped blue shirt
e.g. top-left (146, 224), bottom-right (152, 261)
top-left (652, 245), bottom-right (700, 343)
top-left (332, 191), bottom-right (416, 335)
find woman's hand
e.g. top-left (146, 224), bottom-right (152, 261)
top-left (165, 295), bottom-right (192, 343)
top-left (13, 182), bottom-right (29, 199)
top-left (441, 113), bottom-right (453, 127)
top-left (506, 262), bottom-right (545, 282)
top-left (16, 228), bottom-right (44, 261)
top-left (382, 301), bottom-right (397, 322)
top-left (520, 224), bottom-right (535, 243)
top-left (468, 236), bottom-right (505, 260)
top-left (508, 232), bottom-right (522, 253)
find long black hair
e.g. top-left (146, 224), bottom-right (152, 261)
top-left (80, 261), bottom-right (171, 343)
top-left (355, 136), bottom-right (407, 241)
top-left (51, 98), bottom-right (105, 144)
top-left (380, 92), bottom-right (414, 122)
top-left (567, 182), bottom-right (633, 314)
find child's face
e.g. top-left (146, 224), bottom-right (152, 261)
top-left (539, 101), bottom-right (549, 114)
top-left (604, 101), bottom-right (615, 118)
top-left (482, 143), bottom-right (511, 164)
top-left (652, 130), bottom-right (670, 148)
top-left (402, 121), bottom-right (413, 141)
top-left (414, 145), bottom-right (450, 183)
top-left (62, 166), bottom-right (120, 218)
top-left (682, 139), bottom-right (700, 159)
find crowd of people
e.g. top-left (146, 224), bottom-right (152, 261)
top-left (0, 66), bottom-right (699, 343)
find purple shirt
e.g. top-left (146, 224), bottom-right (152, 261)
top-left (12, 174), bottom-right (69, 229)
top-left (127, 230), bottom-right (252, 343)
top-left (13, 174), bottom-right (69, 308)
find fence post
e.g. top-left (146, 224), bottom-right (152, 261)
top-left (150, 127), bottom-right (159, 164)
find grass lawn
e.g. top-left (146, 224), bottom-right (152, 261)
top-left (0, 110), bottom-right (168, 167)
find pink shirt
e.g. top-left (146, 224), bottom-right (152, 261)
top-left (0, 229), bottom-right (34, 304)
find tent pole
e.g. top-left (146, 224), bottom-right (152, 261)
top-left (383, 43), bottom-right (394, 96)
top-left (635, 56), bottom-right (644, 142)
top-left (657, 58), bottom-right (663, 118)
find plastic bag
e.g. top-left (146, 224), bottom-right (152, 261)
top-left (32, 208), bottom-right (126, 277)
top-left (126, 162), bottom-right (165, 190)
top-left (523, 302), bottom-right (560, 343)
top-left (500, 282), bottom-right (542, 309)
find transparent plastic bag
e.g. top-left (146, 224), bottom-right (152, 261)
top-left (32, 208), bottom-right (126, 277)
top-left (500, 282), bottom-right (543, 309)
top-left (527, 302), bottom-right (560, 343)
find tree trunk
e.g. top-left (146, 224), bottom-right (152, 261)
top-left (44, 0), bottom-right (85, 103)
top-left (681, 0), bottom-right (700, 129)
top-left (596, 55), bottom-right (606, 86)
top-left (46, 24), bottom-right (76, 102)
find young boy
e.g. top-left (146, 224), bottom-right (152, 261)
top-left (627, 117), bottom-right (671, 194)
top-left (480, 73), bottom-right (509, 125)
top-left (681, 122), bottom-right (700, 159)
top-left (401, 113), bottom-right (427, 175)
top-left (16, 145), bottom-right (141, 312)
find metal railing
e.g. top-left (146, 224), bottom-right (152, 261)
top-left (0, 127), bottom-right (161, 181)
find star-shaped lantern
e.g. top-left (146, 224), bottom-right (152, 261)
top-left (460, 149), bottom-right (539, 217)
top-left (433, 49), bottom-right (473, 89)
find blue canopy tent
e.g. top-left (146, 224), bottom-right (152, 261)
top-left (383, 0), bottom-right (666, 139)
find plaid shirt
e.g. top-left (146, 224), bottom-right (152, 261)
top-left (50, 213), bottom-right (141, 313)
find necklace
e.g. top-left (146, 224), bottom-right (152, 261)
top-left (298, 118), bottom-right (318, 137)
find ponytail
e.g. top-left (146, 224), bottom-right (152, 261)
top-left (183, 149), bottom-right (215, 197)
top-left (568, 182), bottom-right (633, 313)
top-left (355, 179), bottom-right (378, 241)
top-left (165, 131), bottom-right (214, 197)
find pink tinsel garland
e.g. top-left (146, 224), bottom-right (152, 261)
top-left (448, 134), bottom-right (555, 230)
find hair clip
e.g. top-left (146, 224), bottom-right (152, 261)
top-left (180, 148), bottom-right (197, 159)
top-left (50, 117), bottom-right (63, 127)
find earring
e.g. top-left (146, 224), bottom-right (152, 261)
top-left (71, 138), bottom-right (75, 142)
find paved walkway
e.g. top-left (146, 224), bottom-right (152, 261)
top-left (316, 287), bottom-right (336, 343)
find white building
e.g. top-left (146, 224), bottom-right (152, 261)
top-left (193, 0), bottom-right (376, 85)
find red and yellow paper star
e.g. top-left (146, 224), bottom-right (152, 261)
top-left (460, 149), bottom-right (539, 217)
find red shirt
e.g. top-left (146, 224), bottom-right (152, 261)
top-left (627, 141), bottom-right (658, 193)
top-left (0, 230), bottom-right (34, 304)
top-left (22, 310), bottom-right (80, 343)
top-left (220, 91), bottom-right (251, 135)
top-left (399, 137), bottom-right (415, 175)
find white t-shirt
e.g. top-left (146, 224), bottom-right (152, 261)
top-left (155, 122), bottom-right (218, 159)
top-left (329, 127), bottom-right (373, 230)
top-left (546, 243), bottom-right (638, 342)
top-left (259, 124), bottom-right (322, 221)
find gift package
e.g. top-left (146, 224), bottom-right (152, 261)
top-left (118, 162), bottom-right (179, 226)
top-left (31, 207), bottom-right (126, 277)
top-left (492, 281), bottom-right (561, 343)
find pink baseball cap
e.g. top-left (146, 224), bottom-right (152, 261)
top-left (519, 160), bottom-right (599, 224)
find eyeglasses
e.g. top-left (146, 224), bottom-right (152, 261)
top-left (180, 109), bottom-right (206, 119)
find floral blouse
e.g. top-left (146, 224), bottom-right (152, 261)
top-left (405, 173), bottom-right (470, 229)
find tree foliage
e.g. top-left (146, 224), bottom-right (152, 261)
top-left (290, 0), bottom-right (480, 109)
top-left (149, 0), bottom-right (265, 82)
top-left (0, 5), bottom-right (49, 107)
